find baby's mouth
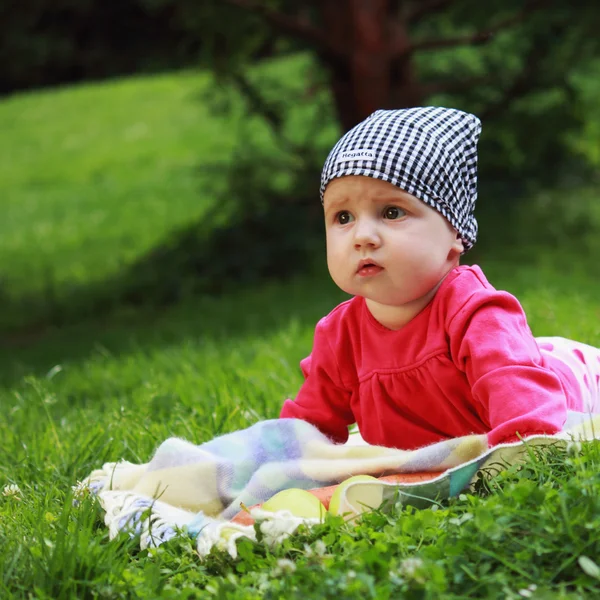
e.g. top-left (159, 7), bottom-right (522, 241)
top-left (357, 261), bottom-right (383, 276)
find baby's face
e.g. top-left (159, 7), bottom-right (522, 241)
top-left (323, 176), bottom-right (463, 320)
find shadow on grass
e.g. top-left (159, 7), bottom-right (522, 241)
top-left (0, 187), bottom-right (325, 331)
top-left (0, 262), bottom-right (348, 388)
top-left (0, 154), bottom-right (329, 386)
top-left (1, 146), bottom-right (327, 337)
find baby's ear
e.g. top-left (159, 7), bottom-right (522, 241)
top-left (451, 232), bottom-right (464, 257)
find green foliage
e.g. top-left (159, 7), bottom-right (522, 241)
top-left (416, 2), bottom-right (600, 181)
top-left (568, 59), bottom-right (600, 168)
top-left (472, 181), bottom-right (600, 277)
top-left (0, 0), bottom-right (205, 94)
top-left (172, 1), bottom-right (600, 319)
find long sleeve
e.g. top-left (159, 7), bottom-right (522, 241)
top-left (446, 285), bottom-right (568, 446)
top-left (279, 319), bottom-right (354, 444)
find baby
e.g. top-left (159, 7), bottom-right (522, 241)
top-left (280, 106), bottom-right (600, 449)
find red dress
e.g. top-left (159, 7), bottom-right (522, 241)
top-left (280, 265), bottom-right (583, 449)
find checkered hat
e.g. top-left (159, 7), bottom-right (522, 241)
top-left (320, 106), bottom-right (482, 252)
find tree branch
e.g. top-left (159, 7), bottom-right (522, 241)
top-left (405, 0), bottom-right (546, 55)
top-left (228, 71), bottom-right (285, 137)
top-left (479, 33), bottom-right (557, 121)
top-left (406, 0), bottom-right (456, 25)
top-left (421, 74), bottom-right (495, 98)
top-left (419, 15), bottom-right (592, 121)
top-left (220, 0), bottom-right (340, 56)
top-left (410, 28), bottom-right (494, 52)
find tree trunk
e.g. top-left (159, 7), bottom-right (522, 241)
top-left (319, 0), bottom-right (423, 131)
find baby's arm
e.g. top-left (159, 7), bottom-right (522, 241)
top-left (447, 287), bottom-right (568, 446)
top-left (279, 320), bottom-right (354, 444)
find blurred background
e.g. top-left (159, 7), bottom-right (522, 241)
top-left (1, 0), bottom-right (600, 348)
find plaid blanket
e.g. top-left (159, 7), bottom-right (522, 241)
top-left (79, 413), bottom-right (600, 559)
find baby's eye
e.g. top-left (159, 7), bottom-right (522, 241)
top-left (383, 206), bottom-right (406, 220)
top-left (336, 211), bottom-right (354, 225)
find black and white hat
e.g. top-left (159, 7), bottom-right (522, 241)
top-left (320, 106), bottom-right (482, 252)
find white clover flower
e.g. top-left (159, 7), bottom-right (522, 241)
top-left (71, 480), bottom-right (91, 500)
top-left (2, 484), bottom-right (22, 500)
top-left (274, 558), bottom-right (296, 574)
top-left (304, 539), bottom-right (329, 559)
top-left (314, 539), bottom-right (327, 556)
top-left (256, 572), bottom-right (271, 592)
top-left (398, 557), bottom-right (426, 584)
top-left (399, 557), bottom-right (424, 575)
top-left (518, 584), bottom-right (538, 598)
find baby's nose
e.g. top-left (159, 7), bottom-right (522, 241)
top-left (353, 219), bottom-right (381, 247)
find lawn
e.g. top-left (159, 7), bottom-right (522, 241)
top-left (0, 69), bottom-right (240, 332)
top-left (1, 69), bottom-right (600, 598)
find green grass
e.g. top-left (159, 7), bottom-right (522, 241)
top-left (0, 54), bottom-right (335, 333)
top-left (1, 255), bottom-right (600, 598)
top-left (0, 72), bottom-right (226, 321)
top-left (2, 69), bottom-right (600, 598)
top-left (0, 71), bottom-right (243, 332)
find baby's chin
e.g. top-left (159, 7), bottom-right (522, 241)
top-left (365, 286), bottom-right (440, 308)
top-left (331, 275), bottom-right (429, 306)
top-left (363, 294), bottom-right (409, 308)
top-left (332, 281), bottom-right (396, 304)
